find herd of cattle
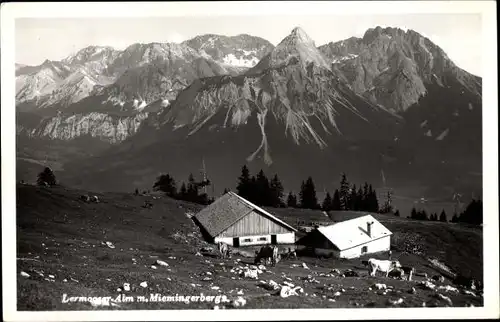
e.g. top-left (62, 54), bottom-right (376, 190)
top-left (217, 242), bottom-right (297, 266)
top-left (216, 242), bottom-right (481, 290)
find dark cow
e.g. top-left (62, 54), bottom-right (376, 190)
top-left (80, 195), bottom-right (90, 202)
top-left (388, 268), bottom-right (405, 279)
top-left (401, 266), bottom-right (415, 281)
top-left (254, 245), bottom-right (279, 266)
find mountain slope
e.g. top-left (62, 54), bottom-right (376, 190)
top-left (182, 34), bottom-right (274, 69)
top-left (60, 27), bottom-right (404, 192)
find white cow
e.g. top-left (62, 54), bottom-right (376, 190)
top-left (367, 258), bottom-right (402, 277)
top-left (217, 242), bottom-right (230, 259)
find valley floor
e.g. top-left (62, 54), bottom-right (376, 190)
top-left (15, 185), bottom-right (483, 310)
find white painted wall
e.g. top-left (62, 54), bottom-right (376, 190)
top-left (312, 236), bottom-right (391, 259)
top-left (339, 236), bottom-right (391, 259)
top-left (276, 232), bottom-right (296, 244)
top-left (215, 232), bottom-right (295, 247)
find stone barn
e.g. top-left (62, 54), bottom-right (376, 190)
top-left (194, 192), bottom-right (297, 247)
top-left (296, 214), bottom-right (392, 259)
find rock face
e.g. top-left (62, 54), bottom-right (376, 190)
top-left (161, 27), bottom-right (399, 165)
top-left (16, 47), bottom-right (120, 109)
top-left (319, 26), bottom-right (481, 113)
top-left (18, 112), bottom-right (149, 143)
top-left (182, 34), bottom-right (274, 69)
top-left (17, 26), bottom-right (482, 199)
top-left (249, 27), bottom-right (330, 74)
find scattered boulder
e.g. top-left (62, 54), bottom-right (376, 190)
top-left (432, 275), bottom-right (445, 283)
top-left (123, 283), bottom-right (131, 291)
top-left (420, 280), bottom-right (436, 290)
top-left (435, 293), bottom-right (453, 306)
top-left (387, 298), bottom-right (404, 306)
top-left (333, 291), bottom-right (342, 297)
top-left (211, 286), bottom-right (220, 290)
top-left (373, 283), bottom-right (387, 290)
top-left (140, 281), bottom-right (148, 288)
top-left (156, 260), bottom-right (169, 267)
top-left (463, 289), bottom-right (477, 297)
top-left (409, 287), bottom-right (417, 294)
top-left (20, 271), bottom-right (30, 278)
top-left (302, 263), bottom-right (309, 270)
top-left (105, 241), bottom-right (115, 249)
top-left (195, 252), bottom-right (203, 257)
top-left (151, 265), bottom-right (157, 270)
top-left (331, 269), bottom-right (341, 275)
top-left (232, 297), bottom-right (246, 308)
top-left (279, 285), bottom-right (303, 298)
top-left (240, 267), bottom-right (259, 279)
top-left (438, 285), bottom-right (459, 293)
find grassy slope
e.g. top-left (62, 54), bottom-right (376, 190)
top-left (16, 185), bottom-right (483, 310)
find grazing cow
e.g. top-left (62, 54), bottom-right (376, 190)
top-left (254, 245), bottom-right (279, 266)
top-left (367, 258), bottom-right (402, 277)
top-left (281, 248), bottom-right (297, 260)
top-left (388, 268), bottom-right (405, 279)
top-left (400, 266), bottom-right (414, 281)
top-left (80, 195), bottom-right (90, 202)
top-left (90, 195), bottom-right (100, 203)
top-left (217, 242), bottom-right (230, 259)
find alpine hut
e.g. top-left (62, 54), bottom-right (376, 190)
top-left (194, 192), bottom-right (297, 247)
top-left (296, 214), bottom-right (392, 259)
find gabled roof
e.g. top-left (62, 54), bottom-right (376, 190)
top-left (316, 214), bottom-right (392, 251)
top-left (194, 191), bottom-right (297, 237)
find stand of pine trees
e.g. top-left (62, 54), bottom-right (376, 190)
top-left (320, 174), bottom-right (379, 213)
top-left (236, 166), bottom-right (285, 207)
top-left (153, 173), bottom-right (213, 205)
top-left (409, 199), bottom-right (482, 226)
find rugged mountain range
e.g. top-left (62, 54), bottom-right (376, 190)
top-left (16, 26), bottom-right (482, 200)
top-left (182, 34), bottom-right (274, 69)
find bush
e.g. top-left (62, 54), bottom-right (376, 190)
top-left (37, 167), bottom-right (56, 186)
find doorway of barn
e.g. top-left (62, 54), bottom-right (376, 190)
top-left (233, 237), bottom-right (240, 247)
top-left (271, 235), bottom-right (277, 245)
top-left (361, 245), bottom-right (368, 254)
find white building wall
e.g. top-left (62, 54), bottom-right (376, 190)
top-left (215, 232), bottom-right (295, 247)
top-left (339, 236), bottom-right (391, 259)
top-left (276, 232), bottom-right (295, 244)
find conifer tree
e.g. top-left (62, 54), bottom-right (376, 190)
top-left (236, 165), bottom-right (251, 200)
top-left (153, 173), bottom-right (177, 197)
top-left (322, 192), bottom-right (333, 211)
top-left (411, 207), bottom-right (417, 219)
top-left (179, 182), bottom-right (187, 199)
top-left (439, 209), bottom-right (447, 222)
top-left (187, 173), bottom-right (199, 202)
top-left (300, 177), bottom-right (319, 209)
top-left (349, 184), bottom-right (358, 210)
top-left (270, 174), bottom-right (284, 207)
top-left (339, 173), bottom-right (350, 210)
top-left (332, 189), bottom-right (341, 210)
top-left (255, 169), bottom-right (271, 206)
top-left (287, 192), bottom-right (297, 208)
top-left (37, 167), bottom-right (57, 186)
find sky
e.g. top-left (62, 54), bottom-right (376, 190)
top-left (15, 14), bottom-right (482, 76)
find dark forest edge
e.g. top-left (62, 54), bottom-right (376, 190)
top-left (33, 166), bottom-right (483, 227)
